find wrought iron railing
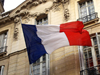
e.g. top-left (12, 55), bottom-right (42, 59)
top-left (0, 46), bottom-right (7, 53)
top-left (77, 12), bottom-right (98, 23)
top-left (80, 65), bottom-right (100, 75)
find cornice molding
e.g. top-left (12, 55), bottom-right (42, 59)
top-left (15, 0), bottom-right (47, 14)
top-left (10, 9), bottom-right (29, 18)
top-left (0, 17), bottom-right (11, 25)
top-left (0, 49), bottom-right (26, 61)
top-left (0, 9), bottom-right (29, 24)
top-left (14, 0), bottom-right (70, 21)
top-left (10, 0), bottom-right (69, 18)
top-left (0, 0), bottom-right (70, 24)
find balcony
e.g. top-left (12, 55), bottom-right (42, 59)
top-left (0, 46), bottom-right (7, 55)
top-left (80, 65), bottom-right (100, 75)
top-left (77, 12), bottom-right (99, 25)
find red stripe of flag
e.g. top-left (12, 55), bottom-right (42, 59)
top-left (60, 21), bottom-right (92, 46)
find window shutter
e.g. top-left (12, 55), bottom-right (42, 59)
top-left (0, 34), bottom-right (5, 52)
top-left (96, 33), bottom-right (100, 55)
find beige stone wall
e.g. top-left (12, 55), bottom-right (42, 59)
top-left (0, 2), bottom-right (4, 13)
top-left (0, 50), bottom-right (29, 75)
top-left (1, 0), bottom-right (100, 75)
top-left (11, 23), bottom-right (26, 53)
top-left (0, 58), bottom-right (9, 75)
top-left (84, 23), bottom-right (100, 34)
top-left (8, 50), bottom-right (29, 75)
top-left (94, 0), bottom-right (100, 22)
top-left (50, 46), bottom-right (80, 75)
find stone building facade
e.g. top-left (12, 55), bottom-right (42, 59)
top-left (0, 0), bottom-right (100, 75)
top-left (0, 0), bottom-right (4, 16)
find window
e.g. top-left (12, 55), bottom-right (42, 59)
top-left (30, 14), bottom-right (49, 75)
top-left (0, 32), bottom-right (7, 54)
top-left (0, 66), bottom-right (4, 75)
top-left (35, 14), bottom-right (48, 25)
top-left (78, 0), bottom-right (96, 23)
top-left (30, 54), bottom-right (49, 75)
top-left (79, 33), bottom-right (100, 75)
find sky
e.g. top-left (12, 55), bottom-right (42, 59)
top-left (4, 0), bottom-right (26, 12)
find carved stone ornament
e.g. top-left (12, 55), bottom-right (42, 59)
top-left (53, 0), bottom-right (69, 3)
top-left (29, 12), bottom-right (43, 18)
top-left (64, 8), bottom-right (69, 20)
top-left (42, 0), bottom-right (47, 2)
top-left (37, 0), bottom-right (47, 4)
top-left (52, 3), bottom-right (61, 12)
top-left (13, 17), bottom-right (20, 40)
top-left (32, 1), bottom-right (39, 6)
top-left (20, 9), bottom-right (29, 15)
top-left (14, 17), bottom-right (20, 23)
top-left (23, 14), bottom-right (30, 23)
top-left (39, 0), bottom-right (42, 3)
top-left (53, 0), bottom-right (57, 3)
top-left (45, 8), bottom-right (50, 13)
top-left (52, 0), bottom-right (69, 12)
top-left (61, 0), bottom-right (69, 20)
top-left (61, 0), bottom-right (69, 3)
top-left (14, 28), bottom-right (19, 40)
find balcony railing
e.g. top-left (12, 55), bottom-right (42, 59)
top-left (77, 12), bottom-right (98, 23)
top-left (80, 65), bottom-right (100, 75)
top-left (0, 46), bottom-right (7, 54)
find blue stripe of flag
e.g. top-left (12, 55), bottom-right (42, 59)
top-left (22, 24), bottom-right (47, 64)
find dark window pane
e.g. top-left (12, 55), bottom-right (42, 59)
top-left (98, 36), bottom-right (100, 44)
top-left (78, 0), bottom-right (95, 23)
top-left (93, 37), bottom-right (97, 45)
top-left (43, 54), bottom-right (46, 61)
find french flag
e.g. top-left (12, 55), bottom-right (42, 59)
top-left (22, 21), bottom-right (91, 64)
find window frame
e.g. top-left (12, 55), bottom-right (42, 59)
top-left (79, 32), bottom-right (100, 74)
top-left (30, 14), bottom-right (49, 75)
top-left (30, 54), bottom-right (49, 75)
top-left (96, 33), bottom-right (100, 55)
top-left (77, 0), bottom-right (97, 23)
top-left (78, 0), bottom-right (95, 17)
top-left (0, 66), bottom-right (4, 75)
top-left (35, 14), bottom-right (48, 25)
top-left (0, 31), bottom-right (8, 54)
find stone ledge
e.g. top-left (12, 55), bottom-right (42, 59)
top-left (84, 18), bottom-right (99, 26)
top-left (0, 49), bottom-right (26, 61)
